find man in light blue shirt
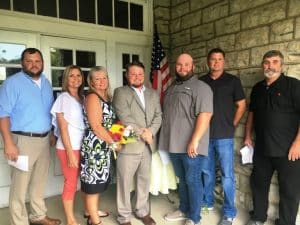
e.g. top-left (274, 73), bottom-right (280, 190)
top-left (0, 48), bottom-right (61, 225)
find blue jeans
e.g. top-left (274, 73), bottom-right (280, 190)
top-left (170, 153), bottom-right (206, 224)
top-left (202, 138), bottom-right (237, 218)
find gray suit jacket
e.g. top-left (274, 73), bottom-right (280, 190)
top-left (113, 86), bottom-right (162, 154)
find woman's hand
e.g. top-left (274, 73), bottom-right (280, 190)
top-left (66, 151), bottom-right (79, 168)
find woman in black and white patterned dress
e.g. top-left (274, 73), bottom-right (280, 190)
top-left (80, 66), bottom-right (118, 225)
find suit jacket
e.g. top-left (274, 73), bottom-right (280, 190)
top-left (113, 85), bottom-right (162, 154)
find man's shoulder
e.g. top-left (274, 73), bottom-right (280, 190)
top-left (223, 72), bottom-right (240, 80)
top-left (199, 73), bottom-right (209, 81)
top-left (284, 75), bottom-right (299, 83)
top-left (114, 85), bottom-right (130, 93)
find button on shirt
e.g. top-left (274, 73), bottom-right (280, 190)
top-left (249, 74), bottom-right (300, 157)
top-left (0, 71), bottom-right (54, 133)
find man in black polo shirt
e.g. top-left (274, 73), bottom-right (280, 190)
top-left (200, 48), bottom-right (246, 225)
top-left (244, 50), bottom-right (300, 225)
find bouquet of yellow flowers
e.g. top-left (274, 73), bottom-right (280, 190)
top-left (109, 122), bottom-right (139, 158)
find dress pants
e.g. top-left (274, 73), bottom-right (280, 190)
top-left (250, 153), bottom-right (300, 225)
top-left (9, 134), bottom-right (51, 225)
top-left (116, 146), bottom-right (152, 224)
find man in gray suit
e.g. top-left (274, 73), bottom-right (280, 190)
top-left (113, 61), bottom-right (162, 225)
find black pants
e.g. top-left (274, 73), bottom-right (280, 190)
top-left (250, 154), bottom-right (300, 225)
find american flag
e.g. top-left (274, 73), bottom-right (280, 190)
top-left (151, 26), bottom-right (172, 103)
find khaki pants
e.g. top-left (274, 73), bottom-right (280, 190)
top-left (9, 134), bottom-right (50, 225)
top-left (116, 147), bottom-right (152, 224)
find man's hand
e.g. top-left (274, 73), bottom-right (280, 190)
top-left (244, 136), bottom-right (253, 148)
top-left (187, 140), bottom-right (199, 158)
top-left (49, 132), bottom-right (56, 147)
top-left (4, 143), bottom-right (19, 162)
top-left (140, 128), bottom-right (153, 145)
top-left (288, 140), bottom-right (300, 161)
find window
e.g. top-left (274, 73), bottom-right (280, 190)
top-left (122, 53), bottom-right (139, 86)
top-left (0, 43), bottom-right (25, 84)
top-left (3, 0), bottom-right (144, 31)
top-left (50, 48), bottom-right (96, 88)
top-left (98, 0), bottom-right (113, 26)
top-left (115, 1), bottom-right (128, 29)
top-left (130, 3), bottom-right (143, 31)
top-left (37, 0), bottom-right (57, 17)
top-left (79, 0), bottom-right (95, 24)
top-left (14, 0), bottom-right (34, 13)
top-left (0, 0), bottom-right (10, 10)
top-left (59, 0), bottom-right (77, 21)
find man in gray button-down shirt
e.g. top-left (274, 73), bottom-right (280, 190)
top-left (160, 53), bottom-right (213, 225)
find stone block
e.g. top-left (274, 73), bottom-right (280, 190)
top-left (225, 51), bottom-right (238, 69)
top-left (156, 22), bottom-right (169, 35)
top-left (207, 34), bottom-right (235, 52)
top-left (203, 2), bottom-right (228, 23)
top-left (296, 17), bottom-right (300, 39)
top-left (236, 27), bottom-right (269, 50)
top-left (183, 41), bottom-right (206, 58)
top-left (241, 0), bottom-right (286, 29)
top-left (171, 29), bottom-right (190, 48)
top-left (267, 202), bottom-right (279, 219)
top-left (238, 173), bottom-right (251, 194)
top-left (154, 7), bottom-right (170, 20)
top-left (237, 50), bottom-right (250, 68)
top-left (240, 68), bottom-right (263, 88)
top-left (230, 0), bottom-right (273, 13)
top-left (270, 19), bottom-right (294, 43)
top-left (171, 47), bottom-right (183, 63)
top-left (285, 65), bottom-right (300, 78)
top-left (171, 2), bottom-right (189, 19)
top-left (195, 56), bottom-right (209, 74)
top-left (153, 0), bottom-right (170, 7)
top-left (286, 40), bottom-right (300, 63)
top-left (268, 184), bottom-right (279, 204)
top-left (170, 17), bottom-right (181, 33)
top-left (159, 34), bottom-right (170, 49)
top-left (234, 137), bottom-right (244, 155)
top-left (191, 0), bottom-right (220, 10)
top-left (191, 23), bottom-right (214, 41)
top-left (226, 69), bottom-right (239, 76)
top-left (250, 43), bottom-right (289, 66)
top-left (288, 0), bottom-right (300, 17)
top-left (235, 123), bottom-right (245, 138)
top-left (171, 0), bottom-right (187, 6)
top-left (182, 10), bottom-right (202, 29)
top-left (216, 14), bottom-right (240, 36)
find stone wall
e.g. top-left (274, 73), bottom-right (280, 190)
top-left (154, 0), bottom-right (300, 223)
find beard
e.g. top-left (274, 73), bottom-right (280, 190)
top-left (175, 70), bottom-right (194, 82)
top-left (264, 69), bottom-right (281, 78)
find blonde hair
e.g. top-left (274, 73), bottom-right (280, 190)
top-left (87, 66), bottom-right (112, 101)
top-left (61, 65), bottom-right (84, 99)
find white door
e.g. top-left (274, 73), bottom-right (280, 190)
top-left (0, 30), bottom-right (38, 207)
top-left (40, 36), bottom-right (106, 197)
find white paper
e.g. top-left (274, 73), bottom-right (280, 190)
top-left (8, 155), bottom-right (29, 171)
top-left (240, 145), bottom-right (254, 164)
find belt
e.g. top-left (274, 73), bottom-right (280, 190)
top-left (12, 131), bottom-right (49, 137)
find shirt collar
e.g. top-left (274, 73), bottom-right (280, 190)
top-left (131, 85), bottom-right (145, 93)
